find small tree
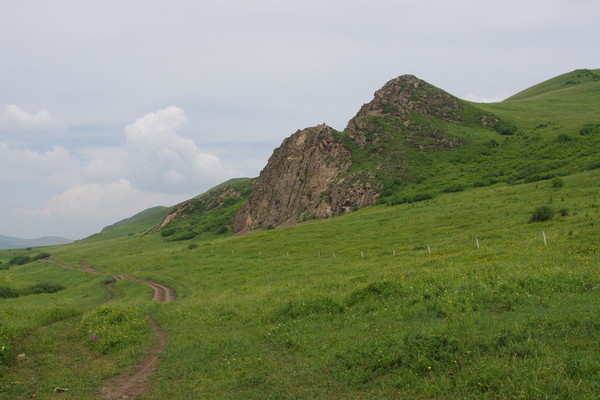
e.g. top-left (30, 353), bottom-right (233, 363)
top-left (529, 206), bottom-right (554, 223)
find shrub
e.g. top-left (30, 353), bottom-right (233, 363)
top-left (529, 206), bottom-right (554, 222)
top-left (32, 252), bottom-right (51, 261)
top-left (493, 120), bottom-right (517, 135)
top-left (0, 286), bottom-right (20, 299)
top-left (442, 184), bottom-right (465, 193)
top-left (558, 208), bottom-right (569, 217)
top-left (551, 177), bottom-right (564, 189)
top-left (579, 123), bottom-right (600, 136)
top-left (160, 228), bottom-right (176, 237)
top-left (556, 133), bottom-right (573, 143)
top-left (22, 282), bottom-right (66, 295)
top-left (8, 255), bottom-right (32, 266)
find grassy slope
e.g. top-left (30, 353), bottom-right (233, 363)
top-left (158, 178), bottom-right (254, 241)
top-left (1, 71), bottom-right (600, 399)
top-left (479, 69), bottom-right (600, 134)
top-left (2, 169), bottom-right (595, 399)
top-left (346, 70), bottom-right (600, 208)
top-left (84, 206), bottom-right (173, 242)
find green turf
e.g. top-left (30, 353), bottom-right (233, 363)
top-left (1, 71), bottom-right (599, 399)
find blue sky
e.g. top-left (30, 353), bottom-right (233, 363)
top-left (1, 0), bottom-right (599, 239)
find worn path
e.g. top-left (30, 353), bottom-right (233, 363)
top-left (46, 259), bottom-right (176, 399)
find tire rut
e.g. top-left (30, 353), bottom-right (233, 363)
top-left (46, 259), bottom-right (176, 399)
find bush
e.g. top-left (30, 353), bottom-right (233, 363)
top-left (8, 255), bottom-right (32, 266)
top-left (22, 282), bottom-right (66, 295)
top-left (160, 228), bottom-right (176, 237)
top-left (442, 184), bottom-right (465, 193)
top-left (32, 252), bottom-right (51, 261)
top-left (556, 133), bottom-right (573, 143)
top-left (551, 177), bottom-right (564, 189)
top-left (579, 123), bottom-right (600, 135)
top-left (0, 286), bottom-right (20, 298)
top-left (529, 206), bottom-right (554, 222)
top-left (493, 120), bottom-right (518, 135)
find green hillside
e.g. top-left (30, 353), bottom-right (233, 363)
top-left (83, 206), bottom-right (173, 241)
top-left (505, 68), bottom-right (600, 101)
top-left (1, 71), bottom-right (599, 399)
top-left (2, 170), bottom-right (599, 399)
top-left (344, 71), bottom-right (600, 207)
top-left (101, 206), bottom-right (170, 232)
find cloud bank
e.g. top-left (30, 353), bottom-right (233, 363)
top-left (2, 106), bottom-right (236, 238)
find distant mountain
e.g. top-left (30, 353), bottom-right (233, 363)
top-left (0, 234), bottom-right (72, 250)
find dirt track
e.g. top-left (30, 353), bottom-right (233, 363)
top-left (113, 274), bottom-right (177, 303)
top-left (46, 259), bottom-right (176, 399)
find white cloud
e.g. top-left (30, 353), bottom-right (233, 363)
top-left (23, 179), bottom-right (137, 218)
top-left (122, 106), bottom-right (234, 193)
top-left (0, 104), bottom-right (63, 131)
top-left (0, 142), bottom-right (79, 185)
top-left (2, 105), bottom-right (238, 238)
top-left (462, 93), bottom-right (509, 104)
top-left (16, 179), bottom-right (186, 238)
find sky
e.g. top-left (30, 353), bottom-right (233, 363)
top-left (1, 0), bottom-right (599, 240)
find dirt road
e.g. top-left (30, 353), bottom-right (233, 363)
top-left (113, 274), bottom-right (177, 303)
top-left (46, 259), bottom-right (176, 399)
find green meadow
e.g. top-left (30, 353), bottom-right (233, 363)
top-left (1, 70), bottom-right (599, 398)
top-left (2, 169), bottom-right (599, 399)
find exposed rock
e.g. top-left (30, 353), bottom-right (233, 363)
top-left (345, 74), bottom-right (463, 145)
top-left (233, 125), bottom-right (380, 232)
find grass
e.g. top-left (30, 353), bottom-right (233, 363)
top-left (1, 70), bottom-right (599, 398)
top-left (2, 169), bottom-right (597, 398)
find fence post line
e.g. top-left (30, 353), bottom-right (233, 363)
top-left (427, 245), bottom-right (431, 255)
top-left (476, 238), bottom-right (480, 249)
top-left (361, 251), bottom-right (364, 258)
top-left (333, 252), bottom-right (336, 259)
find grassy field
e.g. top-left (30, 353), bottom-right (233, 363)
top-left (2, 168), bottom-right (599, 399)
top-left (1, 70), bottom-right (599, 398)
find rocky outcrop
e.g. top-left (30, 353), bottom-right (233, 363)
top-left (153, 74), bottom-right (493, 236)
top-left (233, 124), bottom-right (380, 232)
top-left (345, 75), bottom-right (463, 145)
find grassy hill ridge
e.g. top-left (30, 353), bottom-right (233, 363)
top-left (505, 68), bottom-right (600, 101)
top-left (2, 70), bottom-right (598, 399)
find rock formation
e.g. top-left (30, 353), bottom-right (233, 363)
top-left (233, 124), bottom-right (380, 232)
top-left (155, 74), bottom-right (493, 235)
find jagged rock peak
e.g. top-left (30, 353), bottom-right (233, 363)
top-left (345, 74), bottom-right (463, 140)
top-left (233, 124), bottom-right (378, 232)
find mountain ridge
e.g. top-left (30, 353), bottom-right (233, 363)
top-left (0, 234), bottom-right (72, 250)
top-left (99, 69), bottom-right (600, 241)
